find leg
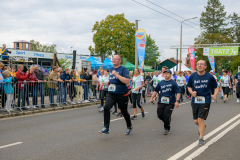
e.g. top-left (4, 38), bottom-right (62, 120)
top-left (198, 118), bottom-right (206, 138)
top-left (157, 103), bottom-right (165, 122)
top-left (137, 93), bottom-right (144, 112)
top-left (80, 86), bottom-right (83, 101)
top-left (40, 84), bottom-right (45, 105)
top-left (163, 104), bottom-right (174, 130)
top-left (132, 93), bottom-right (137, 116)
top-left (103, 93), bottom-right (116, 128)
top-left (117, 95), bottom-right (132, 128)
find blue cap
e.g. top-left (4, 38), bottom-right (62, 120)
top-left (163, 69), bottom-right (172, 74)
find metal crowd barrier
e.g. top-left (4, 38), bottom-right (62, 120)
top-left (0, 80), bottom-right (100, 114)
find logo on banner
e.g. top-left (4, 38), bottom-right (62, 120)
top-left (135, 28), bottom-right (147, 70)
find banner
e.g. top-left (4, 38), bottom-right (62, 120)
top-left (208, 56), bottom-right (215, 72)
top-left (188, 46), bottom-right (195, 71)
top-left (135, 28), bottom-right (147, 70)
top-left (203, 47), bottom-right (239, 56)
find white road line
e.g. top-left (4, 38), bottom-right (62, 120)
top-left (179, 102), bottom-right (191, 105)
top-left (0, 142), bottom-right (23, 149)
top-left (102, 112), bottom-right (149, 123)
top-left (184, 119), bottom-right (240, 160)
top-left (168, 113), bottom-right (240, 160)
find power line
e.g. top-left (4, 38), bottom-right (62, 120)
top-left (146, 0), bottom-right (199, 26)
top-left (131, 0), bottom-right (201, 31)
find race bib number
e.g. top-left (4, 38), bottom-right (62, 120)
top-left (195, 96), bottom-right (205, 103)
top-left (153, 84), bottom-right (157, 87)
top-left (142, 87), bottom-right (145, 90)
top-left (108, 84), bottom-right (116, 92)
top-left (221, 83), bottom-right (227, 87)
top-left (21, 84), bottom-right (24, 87)
top-left (161, 96), bottom-right (170, 104)
top-left (132, 89), bottom-right (139, 94)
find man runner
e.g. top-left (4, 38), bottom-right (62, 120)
top-left (187, 60), bottom-right (219, 146)
top-left (99, 55), bottom-right (132, 135)
top-left (149, 69), bottom-right (181, 135)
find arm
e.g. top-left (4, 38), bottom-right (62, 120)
top-left (229, 79), bottom-right (232, 88)
top-left (0, 49), bottom-right (5, 54)
top-left (3, 77), bottom-right (12, 82)
top-left (112, 70), bottom-right (129, 84)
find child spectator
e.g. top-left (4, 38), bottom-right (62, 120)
top-left (2, 70), bottom-right (13, 112)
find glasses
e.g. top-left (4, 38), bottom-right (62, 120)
top-left (113, 58), bottom-right (120, 61)
top-left (197, 63), bottom-right (205, 66)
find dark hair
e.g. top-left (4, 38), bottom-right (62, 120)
top-left (84, 68), bottom-right (88, 72)
top-left (105, 69), bottom-right (109, 72)
top-left (70, 70), bottom-right (75, 75)
top-left (223, 70), bottom-right (228, 73)
top-left (52, 66), bottom-right (58, 70)
top-left (94, 70), bottom-right (97, 74)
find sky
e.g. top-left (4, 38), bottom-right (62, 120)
top-left (1, 0), bottom-right (240, 63)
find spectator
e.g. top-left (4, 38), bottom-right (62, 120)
top-left (75, 70), bottom-right (85, 103)
top-left (97, 67), bottom-right (103, 77)
top-left (58, 67), bottom-right (63, 76)
top-left (2, 70), bottom-right (13, 112)
top-left (92, 70), bottom-right (98, 98)
top-left (0, 44), bottom-right (11, 64)
top-left (10, 66), bottom-right (16, 77)
top-left (0, 72), bottom-right (4, 109)
top-left (48, 66), bottom-right (62, 107)
top-left (97, 70), bottom-right (104, 105)
top-left (83, 68), bottom-right (92, 101)
top-left (70, 70), bottom-right (77, 104)
top-left (34, 65), bottom-right (46, 108)
top-left (57, 69), bottom-right (64, 103)
top-left (10, 66), bottom-right (17, 107)
top-left (146, 72), bottom-right (152, 94)
top-left (60, 68), bottom-right (72, 103)
top-left (26, 66), bottom-right (39, 108)
top-left (16, 64), bottom-right (29, 110)
top-left (0, 63), bottom-right (4, 73)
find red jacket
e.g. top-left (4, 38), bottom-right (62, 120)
top-left (16, 70), bottom-right (29, 89)
top-left (27, 73), bottom-right (39, 86)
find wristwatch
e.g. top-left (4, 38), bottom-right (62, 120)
top-left (176, 100), bottom-right (180, 103)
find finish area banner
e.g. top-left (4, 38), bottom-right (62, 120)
top-left (203, 47), bottom-right (239, 56)
top-left (188, 46), bottom-right (195, 71)
top-left (135, 28), bottom-right (147, 70)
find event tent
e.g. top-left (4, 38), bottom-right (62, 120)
top-left (103, 58), bottom-right (113, 69)
top-left (85, 56), bottom-right (103, 69)
top-left (122, 61), bottom-right (135, 70)
top-left (170, 63), bottom-right (192, 72)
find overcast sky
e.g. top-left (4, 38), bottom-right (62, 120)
top-left (1, 0), bottom-right (240, 62)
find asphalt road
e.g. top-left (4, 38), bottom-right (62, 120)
top-left (1, 94), bottom-right (240, 160)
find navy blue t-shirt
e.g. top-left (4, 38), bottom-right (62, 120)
top-left (187, 72), bottom-right (217, 104)
top-left (154, 79), bottom-right (181, 104)
top-left (109, 66), bottom-right (129, 95)
top-left (235, 72), bottom-right (240, 86)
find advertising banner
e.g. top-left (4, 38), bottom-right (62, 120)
top-left (203, 47), bottom-right (239, 56)
top-left (208, 56), bottom-right (215, 72)
top-left (188, 46), bottom-right (195, 71)
top-left (135, 28), bottom-right (147, 70)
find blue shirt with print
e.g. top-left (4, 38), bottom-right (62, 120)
top-left (109, 66), bottom-right (129, 95)
top-left (235, 72), bottom-right (240, 86)
top-left (187, 72), bottom-right (217, 104)
top-left (155, 79), bottom-right (181, 104)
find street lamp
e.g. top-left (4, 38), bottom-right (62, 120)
top-left (179, 17), bottom-right (197, 71)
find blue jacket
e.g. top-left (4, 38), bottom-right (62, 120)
top-left (3, 77), bottom-right (13, 94)
top-left (1, 48), bottom-right (11, 59)
top-left (60, 71), bottom-right (71, 87)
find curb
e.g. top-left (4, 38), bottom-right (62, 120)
top-left (0, 101), bottom-right (100, 119)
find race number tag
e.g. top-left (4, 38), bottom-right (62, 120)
top-left (132, 89), bottom-right (139, 94)
top-left (108, 84), bottom-right (116, 92)
top-left (161, 96), bottom-right (170, 104)
top-left (221, 83), bottom-right (227, 87)
top-left (195, 96), bottom-right (205, 103)
top-left (142, 87), bottom-right (145, 90)
top-left (21, 84), bottom-right (24, 87)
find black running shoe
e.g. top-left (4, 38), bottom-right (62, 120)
top-left (142, 110), bottom-right (145, 118)
top-left (198, 138), bottom-right (205, 146)
top-left (144, 99), bottom-right (146, 103)
top-left (131, 115), bottom-right (137, 120)
top-left (117, 113), bottom-right (122, 117)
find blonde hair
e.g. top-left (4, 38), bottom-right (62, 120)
top-left (2, 70), bottom-right (10, 78)
top-left (78, 69), bottom-right (82, 76)
top-left (129, 70), bottom-right (133, 78)
top-left (140, 73), bottom-right (144, 76)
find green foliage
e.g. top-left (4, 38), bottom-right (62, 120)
top-left (59, 58), bottom-right (72, 68)
top-left (145, 35), bottom-right (161, 67)
top-left (30, 40), bottom-right (57, 52)
top-left (89, 13), bottom-right (135, 64)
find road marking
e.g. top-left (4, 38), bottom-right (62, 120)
top-left (168, 113), bottom-right (240, 160)
top-left (185, 119), bottom-right (240, 160)
top-left (102, 112), bottom-right (149, 123)
top-left (0, 142), bottom-right (23, 149)
top-left (179, 102), bottom-right (191, 105)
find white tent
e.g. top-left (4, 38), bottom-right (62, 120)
top-left (170, 63), bottom-right (192, 72)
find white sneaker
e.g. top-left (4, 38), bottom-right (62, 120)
top-left (32, 106), bottom-right (37, 109)
top-left (85, 100), bottom-right (90, 103)
top-left (71, 102), bottom-right (76, 105)
top-left (237, 98), bottom-right (240, 103)
top-left (26, 106), bottom-right (30, 109)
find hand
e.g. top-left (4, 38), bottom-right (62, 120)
top-left (192, 91), bottom-right (197, 97)
top-left (70, 80), bottom-right (72, 82)
top-left (84, 79), bottom-right (86, 82)
top-left (38, 80), bottom-right (41, 83)
top-left (96, 88), bottom-right (98, 90)
top-left (112, 70), bottom-right (117, 76)
top-left (175, 102), bottom-right (179, 108)
top-left (135, 88), bottom-right (139, 91)
top-left (149, 98), bottom-right (153, 104)
top-left (26, 71), bottom-right (29, 74)
top-left (44, 80), bottom-right (47, 82)
top-left (211, 95), bottom-right (217, 100)
top-left (59, 80), bottom-right (63, 82)
top-left (89, 71), bottom-right (93, 75)
top-left (128, 90), bottom-right (132, 94)
top-left (78, 81), bottom-right (80, 83)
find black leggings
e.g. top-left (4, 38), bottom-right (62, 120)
top-left (128, 89), bottom-right (132, 104)
top-left (222, 87), bottom-right (229, 96)
top-left (236, 86), bottom-right (240, 98)
top-left (179, 86), bottom-right (185, 99)
top-left (104, 93), bottom-right (132, 128)
top-left (131, 93), bottom-right (142, 109)
top-left (102, 89), bottom-right (117, 111)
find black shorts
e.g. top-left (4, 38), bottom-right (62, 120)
top-left (222, 87), bottom-right (229, 95)
top-left (191, 103), bottom-right (211, 120)
top-left (142, 90), bottom-right (145, 97)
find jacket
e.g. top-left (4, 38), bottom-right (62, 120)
top-left (83, 73), bottom-right (92, 85)
top-left (0, 48), bottom-right (11, 59)
top-left (60, 71), bottom-right (71, 87)
top-left (27, 73), bottom-right (39, 86)
top-left (3, 77), bottom-right (13, 94)
top-left (16, 70), bottom-right (29, 89)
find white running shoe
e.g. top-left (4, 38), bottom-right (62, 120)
top-left (32, 106), bottom-right (37, 109)
top-left (77, 101), bottom-right (82, 103)
top-left (71, 102), bottom-right (76, 105)
top-left (237, 98), bottom-right (240, 103)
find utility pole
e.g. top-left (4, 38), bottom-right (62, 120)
top-left (176, 49), bottom-right (178, 71)
top-left (135, 20), bottom-right (139, 69)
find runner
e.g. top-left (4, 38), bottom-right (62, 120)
top-left (151, 71), bottom-right (159, 104)
top-left (99, 55), bottom-right (132, 135)
top-left (185, 71), bottom-right (191, 100)
top-left (176, 71), bottom-right (186, 102)
top-left (235, 70), bottom-right (240, 102)
top-left (97, 70), bottom-right (104, 108)
top-left (130, 68), bottom-right (145, 120)
top-left (158, 66), bottom-right (167, 83)
top-left (220, 70), bottom-right (232, 103)
top-left (140, 73), bottom-right (147, 104)
top-left (149, 69), bottom-right (181, 135)
top-left (99, 69), bottom-right (109, 112)
top-left (220, 69), bottom-right (225, 99)
top-left (187, 60), bottom-right (219, 146)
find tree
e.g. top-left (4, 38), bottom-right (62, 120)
top-left (59, 58), bottom-right (72, 68)
top-left (89, 13), bottom-right (135, 64)
top-left (144, 35), bottom-right (161, 67)
top-left (200, 0), bottom-right (228, 34)
top-left (30, 39), bottom-right (57, 52)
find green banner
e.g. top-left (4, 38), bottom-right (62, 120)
top-left (203, 47), bottom-right (239, 56)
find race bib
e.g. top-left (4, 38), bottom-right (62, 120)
top-left (132, 89), bottom-right (139, 94)
top-left (221, 83), bottom-right (227, 87)
top-left (142, 87), bottom-right (145, 90)
top-left (21, 84), bottom-right (24, 87)
top-left (153, 84), bottom-right (157, 87)
top-left (108, 84), bottom-right (116, 92)
top-left (161, 96), bottom-right (170, 104)
top-left (195, 96), bottom-right (205, 103)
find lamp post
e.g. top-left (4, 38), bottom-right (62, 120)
top-left (180, 17), bottom-right (197, 71)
